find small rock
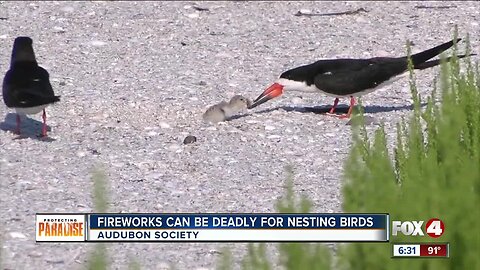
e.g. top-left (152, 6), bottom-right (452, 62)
top-left (168, 144), bottom-right (181, 152)
top-left (299, 9), bottom-right (312, 14)
top-left (46, 258), bottom-right (64, 264)
top-left (90, 40), bottom-right (106, 46)
top-left (60, 6), bottom-right (75, 13)
top-left (53, 26), bottom-right (65, 33)
top-left (264, 125), bottom-right (276, 131)
top-left (355, 16), bottom-right (368, 23)
top-left (9, 232), bottom-right (27, 239)
top-left (183, 135), bottom-right (197, 144)
top-left (159, 122), bottom-right (171, 129)
top-left (291, 96), bottom-right (303, 105)
top-left (192, 5), bottom-right (210, 11)
top-left (146, 131), bottom-right (158, 137)
top-left (157, 262), bottom-right (171, 270)
top-left (29, 251), bottom-right (43, 257)
top-left (374, 50), bottom-right (390, 57)
top-left (186, 13), bottom-right (199, 18)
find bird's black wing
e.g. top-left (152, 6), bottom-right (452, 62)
top-left (2, 66), bottom-right (59, 108)
top-left (313, 57), bottom-right (408, 96)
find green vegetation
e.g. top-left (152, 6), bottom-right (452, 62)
top-left (340, 34), bottom-right (479, 270)
top-left (86, 167), bottom-right (109, 270)
top-left (235, 166), bottom-right (332, 270)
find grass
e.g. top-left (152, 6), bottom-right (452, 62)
top-left (85, 167), bottom-right (109, 270)
top-left (218, 166), bottom-right (332, 270)
top-left (339, 32), bottom-right (479, 269)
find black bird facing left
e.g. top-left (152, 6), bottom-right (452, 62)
top-left (249, 38), bottom-right (474, 118)
top-left (2, 36), bottom-right (60, 137)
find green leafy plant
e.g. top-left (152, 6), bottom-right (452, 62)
top-left (340, 33), bottom-right (479, 269)
top-left (221, 166), bottom-right (332, 270)
top-left (86, 167), bottom-right (109, 270)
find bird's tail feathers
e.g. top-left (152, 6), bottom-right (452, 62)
top-left (414, 54), bottom-right (476, 70)
top-left (411, 38), bottom-right (462, 67)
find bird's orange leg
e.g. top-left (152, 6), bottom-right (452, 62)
top-left (338, 96), bottom-right (356, 119)
top-left (328, 98), bottom-right (339, 114)
top-left (41, 109), bottom-right (48, 137)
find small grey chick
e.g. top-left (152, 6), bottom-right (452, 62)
top-left (203, 95), bottom-right (251, 123)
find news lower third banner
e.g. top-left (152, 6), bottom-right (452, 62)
top-left (36, 213), bottom-right (389, 242)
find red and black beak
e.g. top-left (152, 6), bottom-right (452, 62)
top-left (248, 83), bottom-right (284, 109)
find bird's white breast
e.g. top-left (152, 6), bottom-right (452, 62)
top-left (276, 72), bottom-right (408, 98)
top-left (276, 78), bottom-right (319, 93)
top-left (15, 104), bottom-right (48, 115)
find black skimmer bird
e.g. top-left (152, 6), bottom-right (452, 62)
top-left (2, 36), bottom-right (60, 137)
top-left (249, 38), bottom-right (471, 118)
top-left (203, 95), bottom-right (251, 123)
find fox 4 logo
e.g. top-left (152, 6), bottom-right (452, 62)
top-left (392, 218), bottom-right (445, 238)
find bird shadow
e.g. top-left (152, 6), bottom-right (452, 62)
top-left (0, 113), bottom-right (55, 142)
top-left (227, 102), bottom-right (428, 122)
top-left (250, 102), bottom-right (428, 115)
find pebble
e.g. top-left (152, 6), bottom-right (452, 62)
top-left (183, 135), bottom-right (197, 144)
top-left (146, 131), bottom-right (158, 137)
top-left (186, 13), bottom-right (199, 18)
top-left (29, 251), bottom-right (43, 258)
top-left (291, 96), bottom-right (303, 105)
top-left (53, 26), bottom-right (66, 33)
top-left (299, 9), bottom-right (312, 14)
top-left (158, 122), bottom-right (171, 129)
top-left (356, 17), bottom-right (368, 23)
top-left (9, 232), bottom-right (27, 239)
top-left (60, 6), bottom-right (75, 13)
top-left (90, 40), bottom-right (106, 46)
top-left (168, 144), bottom-right (182, 152)
top-left (45, 258), bottom-right (64, 264)
top-left (264, 125), bottom-right (276, 131)
top-left (157, 262), bottom-right (172, 269)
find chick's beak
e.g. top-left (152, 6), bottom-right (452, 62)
top-left (248, 83), bottom-right (284, 109)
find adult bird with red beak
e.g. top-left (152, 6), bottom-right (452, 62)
top-left (248, 38), bottom-right (473, 118)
